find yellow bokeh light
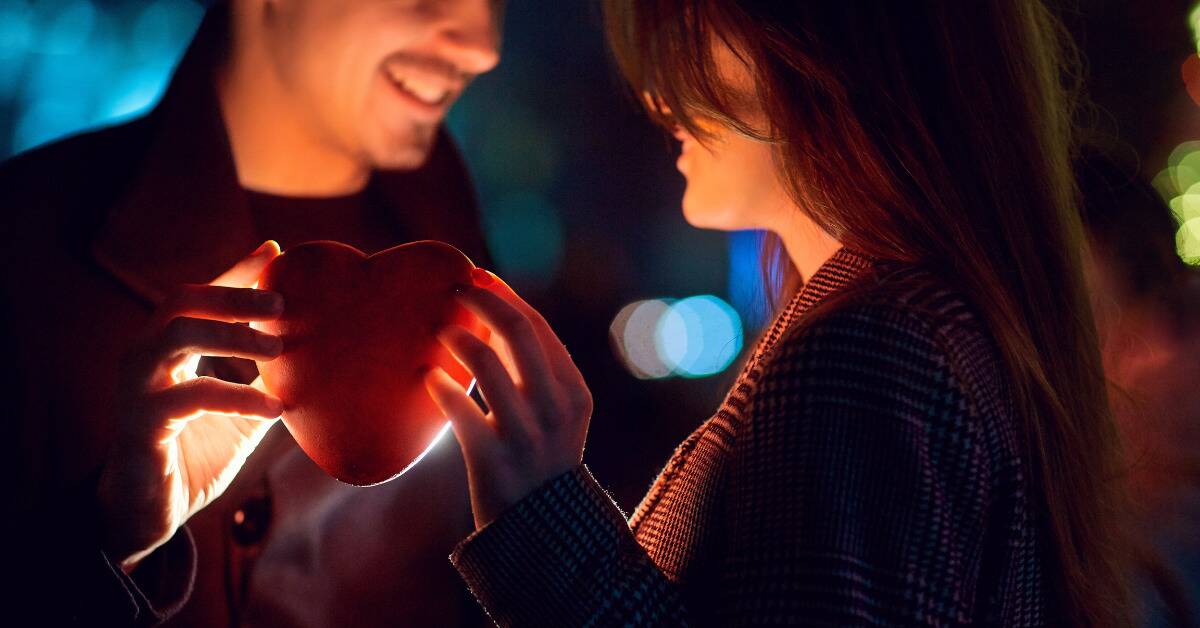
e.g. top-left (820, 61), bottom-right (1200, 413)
top-left (1175, 217), bottom-right (1200, 263)
top-left (1191, 3), bottom-right (1200, 52)
top-left (1170, 193), bottom-right (1200, 224)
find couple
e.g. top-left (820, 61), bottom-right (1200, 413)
top-left (3, 1), bottom-right (1128, 626)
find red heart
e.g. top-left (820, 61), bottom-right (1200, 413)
top-left (256, 240), bottom-right (483, 485)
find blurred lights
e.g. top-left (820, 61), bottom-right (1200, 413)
top-left (1191, 3), bottom-right (1200, 52)
top-left (728, 230), bottom-right (769, 329)
top-left (611, 295), bottom-right (743, 380)
top-left (38, 0), bottom-right (94, 56)
top-left (0, 1), bottom-right (36, 59)
top-left (1152, 141), bottom-right (1200, 264)
top-left (2, 0), bottom-right (202, 157)
top-left (483, 191), bottom-right (565, 289)
top-left (1177, 217), bottom-right (1200, 263)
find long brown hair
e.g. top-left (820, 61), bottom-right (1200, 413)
top-left (604, 1), bottom-right (1129, 625)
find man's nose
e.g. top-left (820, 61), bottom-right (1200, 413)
top-left (435, 0), bottom-right (502, 76)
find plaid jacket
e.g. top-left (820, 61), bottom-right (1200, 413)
top-left (451, 248), bottom-right (1046, 626)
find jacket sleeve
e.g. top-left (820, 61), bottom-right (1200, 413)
top-left (450, 465), bottom-right (686, 627)
top-left (450, 303), bottom-right (992, 627)
top-left (2, 271), bottom-right (196, 626)
top-left (11, 470), bottom-right (198, 626)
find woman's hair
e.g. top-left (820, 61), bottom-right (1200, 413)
top-left (604, 1), bottom-right (1129, 625)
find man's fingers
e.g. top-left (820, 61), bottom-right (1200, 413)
top-left (425, 366), bottom-right (495, 460)
top-left (211, 240), bottom-right (280, 289)
top-left (148, 377), bottom-right (284, 423)
top-left (156, 284), bottom-right (284, 326)
top-left (150, 318), bottom-right (282, 373)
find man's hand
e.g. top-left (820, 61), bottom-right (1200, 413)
top-left (97, 241), bottom-right (286, 570)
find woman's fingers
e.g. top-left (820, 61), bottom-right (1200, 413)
top-left (424, 366), bottom-right (495, 460)
top-left (454, 285), bottom-right (564, 414)
top-left (438, 325), bottom-right (534, 445)
top-left (467, 270), bottom-right (592, 417)
top-left (471, 271), bottom-right (586, 387)
top-left (210, 240), bottom-right (281, 289)
top-left (156, 284), bottom-right (284, 326)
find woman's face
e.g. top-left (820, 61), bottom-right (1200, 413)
top-left (673, 44), bottom-right (794, 232)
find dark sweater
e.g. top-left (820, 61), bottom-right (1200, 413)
top-left (451, 247), bottom-right (1047, 626)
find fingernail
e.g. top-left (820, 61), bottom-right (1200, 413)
top-left (470, 268), bottom-right (494, 287)
top-left (266, 397), bottom-right (285, 416)
top-left (252, 241), bottom-right (274, 256)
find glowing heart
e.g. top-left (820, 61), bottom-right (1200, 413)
top-left (256, 240), bottom-right (483, 485)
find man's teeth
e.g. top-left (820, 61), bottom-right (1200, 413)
top-left (385, 67), bottom-right (449, 106)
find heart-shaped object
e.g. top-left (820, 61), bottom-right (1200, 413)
top-left (256, 240), bottom-right (483, 486)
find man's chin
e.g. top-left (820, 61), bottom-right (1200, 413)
top-left (365, 126), bottom-right (439, 172)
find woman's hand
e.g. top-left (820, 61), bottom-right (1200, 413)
top-left (97, 241), bottom-right (286, 570)
top-left (425, 270), bottom-right (593, 530)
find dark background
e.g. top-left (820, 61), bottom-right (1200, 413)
top-left (0, 0), bottom-right (1196, 512)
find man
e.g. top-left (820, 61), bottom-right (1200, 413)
top-left (1, 0), bottom-right (502, 625)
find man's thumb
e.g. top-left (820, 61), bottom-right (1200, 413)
top-left (211, 240), bottom-right (280, 289)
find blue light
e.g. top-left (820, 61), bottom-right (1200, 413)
top-left (12, 97), bottom-right (88, 153)
top-left (4, 0), bottom-right (201, 158)
top-left (655, 299), bottom-right (690, 372)
top-left (0, 0), bottom-right (35, 100)
top-left (654, 295), bottom-right (744, 378)
top-left (728, 230), bottom-right (769, 329)
top-left (38, 0), bottom-right (95, 56)
top-left (483, 191), bottom-right (566, 289)
top-left (101, 65), bottom-right (172, 120)
top-left (0, 1), bottom-right (36, 59)
top-left (131, 0), bottom-right (204, 63)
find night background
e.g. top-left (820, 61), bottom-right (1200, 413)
top-left (2, 0), bottom-right (1199, 620)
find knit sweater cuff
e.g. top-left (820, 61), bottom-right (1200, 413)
top-left (450, 464), bottom-right (635, 626)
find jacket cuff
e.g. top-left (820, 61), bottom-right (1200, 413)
top-left (450, 465), bottom-right (637, 627)
top-left (36, 475), bottom-right (198, 626)
top-left (122, 525), bottom-right (198, 623)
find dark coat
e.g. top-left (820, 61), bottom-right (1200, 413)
top-left (452, 248), bottom-right (1051, 626)
top-left (1, 10), bottom-right (489, 627)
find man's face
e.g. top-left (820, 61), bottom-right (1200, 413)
top-left (261, 0), bottom-right (502, 170)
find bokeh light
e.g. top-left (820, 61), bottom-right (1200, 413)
top-left (1190, 2), bottom-right (1200, 52)
top-left (1, 0), bottom-right (201, 157)
top-left (656, 295), bottom-right (743, 378)
top-left (611, 295), bottom-right (743, 379)
top-left (728, 230), bottom-right (769, 329)
top-left (1151, 141), bottom-right (1200, 264)
top-left (1178, 217), bottom-right (1200, 263)
top-left (610, 299), bottom-right (673, 380)
top-left (482, 191), bottom-right (565, 289)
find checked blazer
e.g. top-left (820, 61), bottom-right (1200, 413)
top-left (451, 247), bottom-right (1047, 626)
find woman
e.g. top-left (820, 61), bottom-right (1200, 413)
top-left (424, 1), bottom-right (1130, 625)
